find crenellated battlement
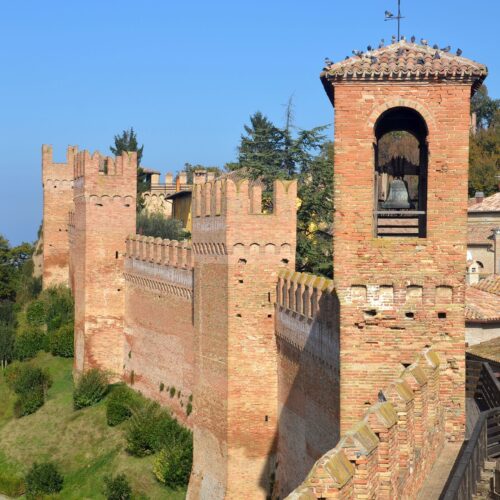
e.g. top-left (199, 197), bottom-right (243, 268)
top-left (73, 150), bottom-right (137, 198)
top-left (277, 270), bottom-right (334, 320)
top-left (286, 348), bottom-right (444, 499)
top-left (192, 177), bottom-right (297, 219)
top-left (42, 144), bottom-right (78, 182)
top-left (126, 235), bottom-right (193, 270)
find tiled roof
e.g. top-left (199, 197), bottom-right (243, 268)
top-left (466, 276), bottom-right (500, 323)
top-left (468, 193), bottom-right (500, 213)
top-left (141, 167), bottom-right (161, 175)
top-left (467, 337), bottom-right (500, 363)
top-left (468, 225), bottom-right (494, 246)
top-left (321, 40), bottom-right (487, 91)
top-left (473, 275), bottom-right (500, 296)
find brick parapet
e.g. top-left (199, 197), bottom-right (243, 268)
top-left (285, 348), bottom-right (445, 499)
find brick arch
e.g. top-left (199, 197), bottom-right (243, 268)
top-left (367, 99), bottom-right (436, 138)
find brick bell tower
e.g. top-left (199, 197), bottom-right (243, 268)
top-left (321, 40), bottom-right (487, 439)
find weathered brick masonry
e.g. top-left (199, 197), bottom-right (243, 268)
top-left (123, 235), bottom-right (195, 425)
top-left (72, 150), bottom-right (136, 376)
top-left (42, 144), bottom-right (77, 288)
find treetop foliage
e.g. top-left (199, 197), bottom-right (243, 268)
top-left (110, 127), bottom-right (144, 165)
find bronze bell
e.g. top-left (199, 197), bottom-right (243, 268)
top-left (381, 178), bottom-right (413, 210)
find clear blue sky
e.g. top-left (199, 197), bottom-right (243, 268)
top-left (0, 0), bottom-right (498, 245)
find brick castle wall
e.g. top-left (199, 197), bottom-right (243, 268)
top-left (123, 235), bottom-right (195, 425)
top-left (286, 348), bottom-right (445, 499)
top-left (187, 178), bottom-right (297, 500)
top-left (72, 150), bottom-right (136, 376)
top-left (275, 270), bottom-right (340, 498)
top-left (42, 145), bottom-right (77, 288)
top-left (331, 83), bottom-right (470, 439)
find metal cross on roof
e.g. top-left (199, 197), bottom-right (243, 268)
top-left (384, 0), bottom-right (405, 42)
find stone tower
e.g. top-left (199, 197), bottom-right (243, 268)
top-left (188, 177), bottom-right (297, 499)
top-left (42, 144), bottom-right (77, 288)
top-left (321, 40), bottom-right (487, 439)
top-left (72, 150), bottom-right (136, 376)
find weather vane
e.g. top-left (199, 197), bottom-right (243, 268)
top-left (385, 0), bottom-right (404, 42)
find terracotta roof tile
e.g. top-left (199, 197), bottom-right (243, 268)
top-left (466, 277), bottom-right (500, 323)
top-left (321, 40), bottom-right (487, 92)
top-left (467, 337), bottom-right (500, 363)
top-left (468, 193), bottom-right (500, 213)
top-left (468, 225), bottom-right (495, 246)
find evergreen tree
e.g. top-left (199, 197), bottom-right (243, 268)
top-left (472, 85), bottom-right (500, 130)
top-left (110, 128), bottom-right (146, 212)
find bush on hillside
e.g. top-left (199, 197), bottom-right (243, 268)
top-left (49, 322), bottom-right (74, 357)
top-left (25, 462), bottom-right (63, 499)
top-left (73, 368), bottom-right (109, 410)
top-left (125, 401), bottom-right (192, 459)
top-left (0, 470), bottom-right (25, 498)
top-left (26, 300), bottom-right (46, 327)
top-left (43, 286), bottom-right (73, 334)
top-left (0, 322), bottom-right (15, 368)
top-left (153, 436), bottom-right (193, 488)
top-left (14, 328), bottom-right (48, 361)
top-left (136, 212), bottom-right (185, 240)
top-left (104, 473), bottom-right (132, 500)
top-left (13, 386), bottom-right (45, 417)
top-left (106, 384), bottom-right (143, 426)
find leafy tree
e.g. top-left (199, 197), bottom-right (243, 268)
top-left (0, 236), bottom-right (34, 303)
top-left (25, 462), bottom-right (63, 499)
top-left (136, 212), bottom-right (185, 240)
top-left (104, 473), bottom-right (132, 500)
top-left (0, 323), bottom-right (15, 368)
top-left (110, 128), bottom-right (146, 212)
top-left (472, 85), bottom-right (500, 130)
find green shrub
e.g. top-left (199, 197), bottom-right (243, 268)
top-left (6, 364), bottom-right (51, 395)
top-left (25, 462), bottom-right (63, 499)
top-left (169, 387), bottom-right (175, 398)
top-left (104, 473), bottom-right (132, 500)
top-left (26, 300), bottom-right (46, 327)
top-left (13, 386), bottom-right (45, 417)
top-left (153, 437), bottom-right (193, 488)
top-left (43, 286), bottom-right (74, 334)
top-left (0, 322), bottom-right (15, 368)
top-left (159, 382), bottom-right (164, 392)
top-left (136, 212), bottom-right (185, 240)
top-left (14, 328), bottom-right (48, 361)
top-left (49, 322), bottom-right (74, 357)
top-left (106, 385), bottom-right (143, 426)
top-left (125, 401), bottom-right (192, 458)
top-left (186, 402), bottom-right (192, 417)
top-left (73, 369), bottom-right (109, 410)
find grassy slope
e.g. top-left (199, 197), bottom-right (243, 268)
top-left (0, 352), bottom-right (185, 499)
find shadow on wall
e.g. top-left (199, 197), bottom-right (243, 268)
top-left (259, 271), bottom-right (341, 498)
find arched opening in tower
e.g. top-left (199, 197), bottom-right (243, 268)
top-left (374, 107), bottom-right (428, 238)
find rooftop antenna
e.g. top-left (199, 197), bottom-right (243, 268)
top-left (385, 0), bottom-right (404, 42)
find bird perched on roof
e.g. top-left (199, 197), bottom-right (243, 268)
top-left (379, 39), bottom-right (385, 48)
top-left (352, 49), bottom-right (363, 57)
top-left (345, 56), bottom-right (349, 60)
top-left (433, 51), bottom-right (441, 59)
top-left (378, 390), bottom-right (387, 403)
top-left (396, 48), bottom-right (404, 57)
top-left (324, 57), bottom-right (333, 67)
top-left (433, 44), bottom-right (439, 49)
top-left (456, 48), bottom-right (463, 56)
top-left (421, 38), bottom-right (428, 46)
top-left (385, 10), bottom-right (394, 17)
top-left (370, 56), bottom-right (378, 64)
top-left (417, 57), bottom-right (425, 65)
top-left (441, 45), bottom-right (451, 52)
top-left (392, 35), bottom-right (397, 44)
top-left (367, 45), bottom-right (373, 51)
top-left (411, 35), bottom-right (416, 43)
top-left (401, 35), bottom-right (406, 41)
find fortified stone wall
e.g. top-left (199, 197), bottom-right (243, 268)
top-left (275, 270), bottom-right (340, 498)
top-left (123, 235), bottom-right (195, 425)
top-left (72, 150), bottom-right (136, 376)
top-left (331, 83), bottom-right (470, 439)
top-left (188, 178), bottom-right (297, 500)
top-left (286, 348), bottom-right (445, 499)
top-left (42, 144), bottom-right (77, 288)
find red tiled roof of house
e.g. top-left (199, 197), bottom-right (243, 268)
top-left (468, 193), bottom-right (500, 213)
top-left (468, 225), bottom-right (494, 246)
top-left (321, 40), bottom-right (487, 91)
top-left (466, 276), bottom-right (500, 323)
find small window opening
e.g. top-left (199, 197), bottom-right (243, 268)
top-left (96, 203), bottom-right (103, 207)
top-left (236, 313), bottom-right (242, 318)
top-left (238, 258), bottom-right (247, 265)
top-left (238, 279), bottom-right (244, 284)
top-left (405, 311), bottom-right (415, 319)
top-left (281, 258), bottom-right (289, 265)
top-left (117, 288), bottom-right (121, 292)
top-left (115, 251), bottom-right (119, 259)
top-left (364, 309), bottom-right (377, 318)
top-left (438, 312), bottom-right (447, 319)
top-left (265, 415), bottom-right (269, 422)
top-left (268, 292), bottom-right (271, 302)
top-left (402, 362), bottom-right (411, 368)
top-left (374, 107), bottom-right (428, 238)
top-left (267, 314), bottom-right (272, 318)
